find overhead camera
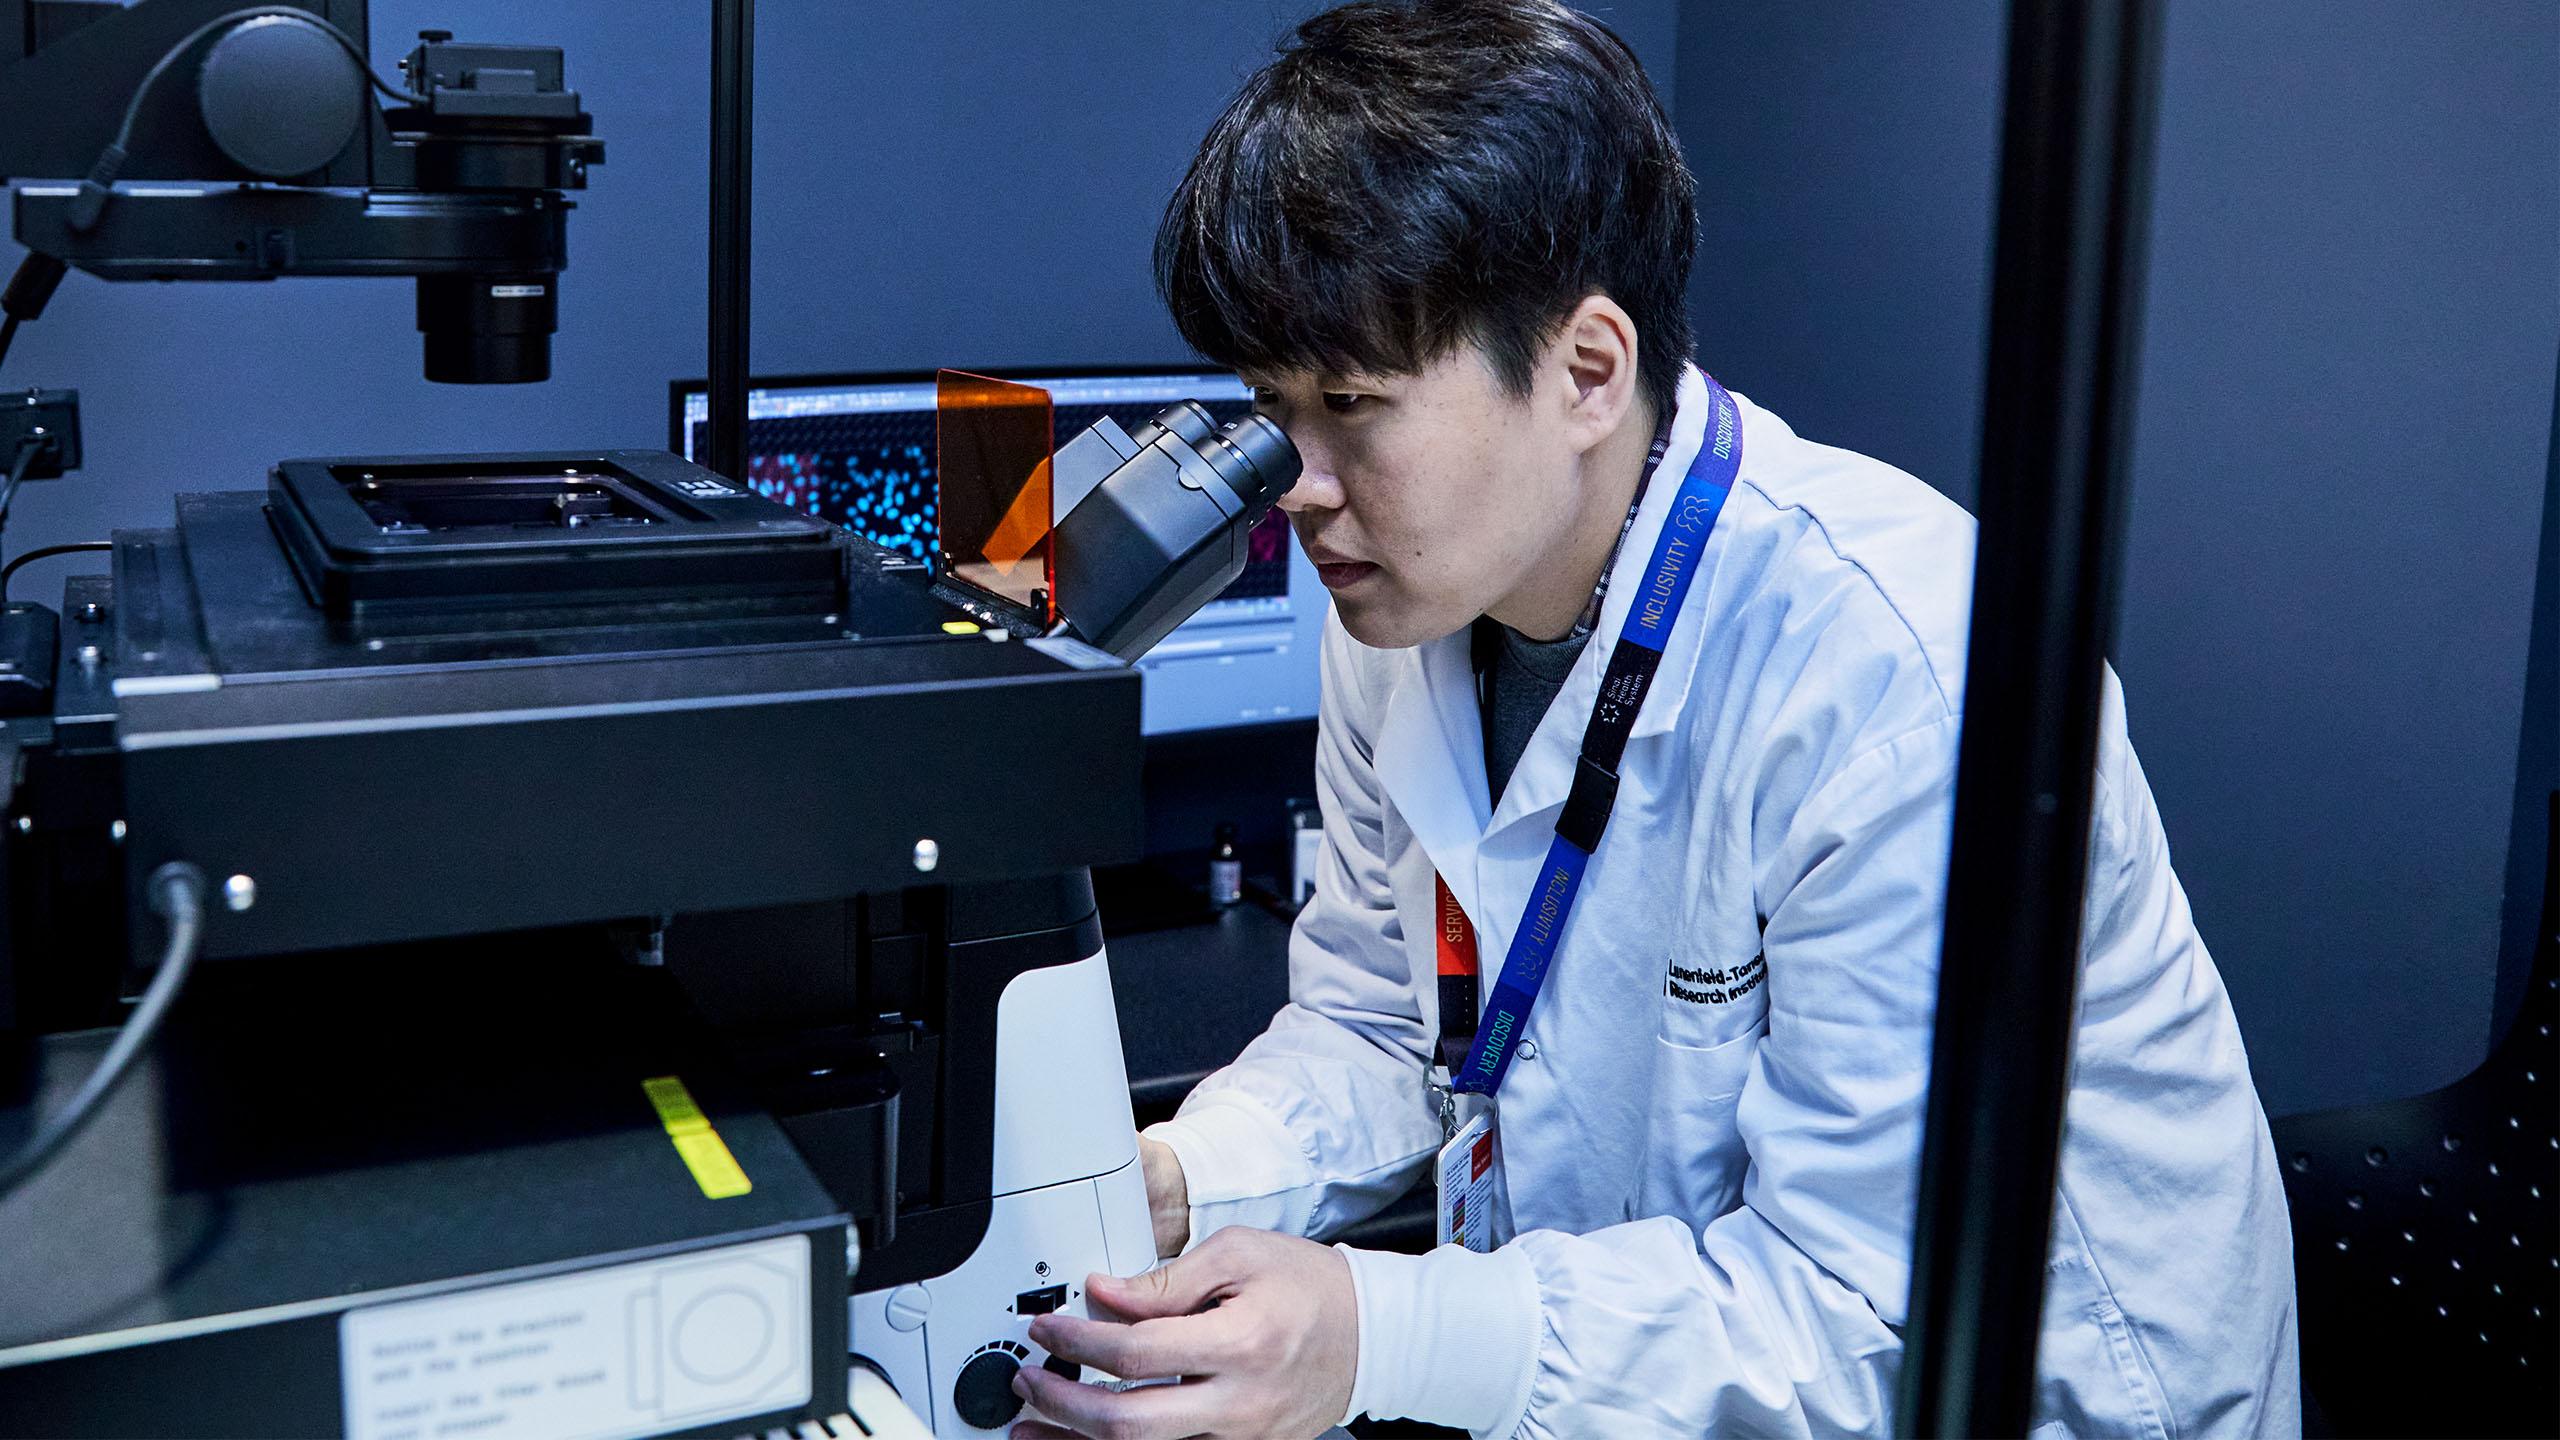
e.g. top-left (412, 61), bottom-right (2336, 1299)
top-left (0, 3), bottom-right (604, 383)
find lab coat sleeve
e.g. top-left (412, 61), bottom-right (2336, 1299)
top-left (1142, 617), bottom-right (1441, 1246)
top-left (1336, 715), bottom-right (1959, 1439)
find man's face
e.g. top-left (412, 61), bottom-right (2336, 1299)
top-left (1250, 345), bottom-right (1584, 650)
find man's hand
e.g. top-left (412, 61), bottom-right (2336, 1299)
top-left (1009, 1227), bottom-right (1356, 1440)
top-left (1139, 1135), bottom-right (1189, 1259)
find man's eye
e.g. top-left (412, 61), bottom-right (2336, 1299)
top-left (1321, 392), bottom-right (1367, 414)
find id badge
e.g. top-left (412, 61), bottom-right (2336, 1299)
top-left (1434, 1111), bottom-right (1497, 1252)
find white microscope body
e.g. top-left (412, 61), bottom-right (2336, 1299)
top-left (851, 948), bottom-right (1158, 1436)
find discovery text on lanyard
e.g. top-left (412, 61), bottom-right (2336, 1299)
top-left (1441, 375), bottom-right (1743, 1098)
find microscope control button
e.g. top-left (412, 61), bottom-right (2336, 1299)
top-left (951, 1351), bottom-right (1023, 1431)
top-left (882, 1284), bottom-right (931, 1332)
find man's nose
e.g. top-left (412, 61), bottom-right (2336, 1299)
top-left (1275, 451), bottom-right (1344, 514)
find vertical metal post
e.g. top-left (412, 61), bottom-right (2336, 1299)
top-left (708, 0), bottom-right (753, 484)
top-left (1897, 1), bottom-right (2163, 1434)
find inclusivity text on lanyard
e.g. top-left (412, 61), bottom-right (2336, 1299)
top-left (1437, 374), bottom-right (1744, 1098)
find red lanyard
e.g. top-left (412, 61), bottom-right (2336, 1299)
top-left (1435, 875), bottom-right (1481, 1071)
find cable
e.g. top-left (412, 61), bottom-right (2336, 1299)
top-left (0, 436), bottom-right (41, 579)
top-left (72, 7), bottom-right (426, 232)
top-left (0, 437), bottom-right (39, 531)
top-left (0, 438), bottom-right (42, 587)
top-left (0, 252), bottom-right (68, 365)
top-left (0, 541), bottom-right (110, 605)
top-left (0, 863), bottom-right (210, 1202)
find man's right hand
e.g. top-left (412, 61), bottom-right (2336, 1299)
top-left (1138, 1135), bottom-right (1189, 1258)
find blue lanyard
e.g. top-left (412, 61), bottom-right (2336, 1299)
top-left (1448, 374), bottom-right (1743, 1097)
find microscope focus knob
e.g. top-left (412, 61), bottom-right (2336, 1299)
top-left (951, 1350), bottom-right (1024, 1431)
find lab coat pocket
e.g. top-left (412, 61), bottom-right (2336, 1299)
top-left (1631, 1029), bottom-right (1761, 1228)
top-left (2031, 1296), bottom-right (2175, 1440)
top-left (2090, 1300), bottom-right (2175, 1440)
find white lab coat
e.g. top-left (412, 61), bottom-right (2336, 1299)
top-left (1145, 366), bottom-right (2300, 1439)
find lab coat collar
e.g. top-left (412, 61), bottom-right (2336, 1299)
top-left (1373, 365), bottom-right (1729, 914)
top-left (1372, 614), bottom-right (1494, 918)
top-left (1483, 366), bottom-right (1724, 832)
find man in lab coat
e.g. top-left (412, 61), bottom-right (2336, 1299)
top-left (1016, 2), bottom-right (2299, 1436)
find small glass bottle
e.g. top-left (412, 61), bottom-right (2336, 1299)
top-left (1209, 822), bottom-right (1243, 907)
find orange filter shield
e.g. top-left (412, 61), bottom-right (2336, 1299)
top-left (936, 369), bottom-right (1055, 624)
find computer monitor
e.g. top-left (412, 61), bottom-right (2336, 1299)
top-left (670, 367), bottom-right (1323, 735)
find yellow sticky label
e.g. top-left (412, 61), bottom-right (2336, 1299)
top-left (642, 1075), bottom-right (752, 1199)
top-left (671, 1131), bottom-right (753, 1199)
top-left (941, 620), bottom-right (981, 635)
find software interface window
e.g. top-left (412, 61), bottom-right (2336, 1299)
top-left (676, 371), bottom-right (1323, 734)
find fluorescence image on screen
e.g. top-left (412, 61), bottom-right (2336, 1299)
top-left (1226, 506), bottom-right (1292, 601)
top-left (686, 407), bottom-right (939, 562)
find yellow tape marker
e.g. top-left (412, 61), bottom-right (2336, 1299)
top-left (941, 620), bottom-right (981, 635)
top-left (642, 1075), bottom-right (752, 1199)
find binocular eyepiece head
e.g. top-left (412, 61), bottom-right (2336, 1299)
top-left (1046, 400), bottom-right (1303, 661)
top-left (1127, 401), bottom-right (1299, 515)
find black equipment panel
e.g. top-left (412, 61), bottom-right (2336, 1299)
top-left (77, 473), bottom-right (1141, 960)
top-left (0, 945), bottom-right (853, 1436)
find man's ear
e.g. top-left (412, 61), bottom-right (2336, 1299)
top-left (1553, 293), bottom-right (1642, 453)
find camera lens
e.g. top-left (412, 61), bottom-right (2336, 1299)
top-left (417, 273), bottom-right (556, 384)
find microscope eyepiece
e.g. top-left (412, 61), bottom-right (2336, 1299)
top-left (1129, 399), bottom-right (1218, 451)
top-left (1200, 411), bottom-right (1298, 510)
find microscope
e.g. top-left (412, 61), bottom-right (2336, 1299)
top-left (0, 5), bottom-right (1297, 1436)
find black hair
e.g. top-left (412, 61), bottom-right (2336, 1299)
top-left (1156, 0), bottom-right (1696, 418)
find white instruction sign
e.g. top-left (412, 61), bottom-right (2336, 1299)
top-left (340, 1233), bottom-right (811, 1440)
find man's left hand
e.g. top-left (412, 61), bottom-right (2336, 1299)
top-left (1009, 1226), bottom-right (1357, 1440)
